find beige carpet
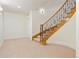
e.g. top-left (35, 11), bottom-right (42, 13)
top-left (0, 39), bottom-right (75, 58)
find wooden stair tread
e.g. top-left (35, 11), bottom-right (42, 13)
top-left (32, 1), bottom-right (76, 45)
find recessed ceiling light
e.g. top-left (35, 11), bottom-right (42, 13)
top-left (17, 6), bottom-right (21, 8)
top-left (0, 6), bottom-right (3, 11)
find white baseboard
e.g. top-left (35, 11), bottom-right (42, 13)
top-left (4, 37), bottom-right (31, 40)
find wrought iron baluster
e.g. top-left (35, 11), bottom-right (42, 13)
top-left (40, 0), bottom-right (76, 41)
top-left (40, 24), bottom-right (43, 41)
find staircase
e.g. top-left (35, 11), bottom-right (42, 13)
top-left (32, 0), bottom-right (76, 45)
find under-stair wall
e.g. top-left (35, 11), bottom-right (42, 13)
top-left (48, 13), bottom-right (76, 49)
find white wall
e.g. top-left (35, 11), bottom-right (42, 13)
top-left (32, 0), bottom-right (65, 35)
top-left (4, 12), bottom-right (32, 40)
top-left (76, 0), bottom-right (79, 57)
top-left (0, 12), bottom-right (2, 40)
top-left (26, 11), bottom-right (32, 39)
top-left (48, 14), bottom-right (76, 49)
top-left (0, 11), bottom-right (3, 47)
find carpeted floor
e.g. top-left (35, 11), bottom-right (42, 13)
top-left (0, 39), bottom-right (75, 58)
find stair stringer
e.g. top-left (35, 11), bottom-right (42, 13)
top-left (32, 0), bottom-right (76, 45)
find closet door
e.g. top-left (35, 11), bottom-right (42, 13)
top-left (0, 11), bottom-right (3, 46)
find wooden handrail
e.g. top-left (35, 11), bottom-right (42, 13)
top-left (32, 0), bottom-right (76, 45)
top-left (43, 0), bottom-right (67, 25)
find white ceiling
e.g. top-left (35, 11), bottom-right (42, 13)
top-left (0, 0), bottom-right (32, 13)
top-left (0, 0), bottom-right (65, 14)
